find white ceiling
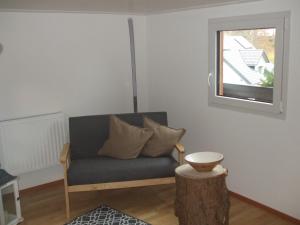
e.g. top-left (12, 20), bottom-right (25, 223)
top-left (0, 0), bottom-right (261, 14)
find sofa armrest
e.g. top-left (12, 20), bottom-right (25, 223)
top-left (60, 143), bottom-right (70, 165)
top-left (175, 143), bottom-right (185, 165)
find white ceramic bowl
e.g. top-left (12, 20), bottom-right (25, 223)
top-left (185, 152), bottom-right (224, 172)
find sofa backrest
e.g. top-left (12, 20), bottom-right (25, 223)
top-left (69, 112), bottom-right (168, 160)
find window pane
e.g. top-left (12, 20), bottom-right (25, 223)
top-left (217, 28), bottom-right (276, 103)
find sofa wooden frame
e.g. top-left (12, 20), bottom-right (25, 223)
top-left (60, 143), bottom-right (185, 219)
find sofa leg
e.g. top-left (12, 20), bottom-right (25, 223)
top-left (64, 186), bottom-right (70, 219)
top-left (63, 175), bottom-right (70, 219)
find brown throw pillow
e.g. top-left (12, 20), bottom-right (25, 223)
top-left (141, 117), bottom-right (186, 157)
top-left (98, 115), bottom-right (153, 159)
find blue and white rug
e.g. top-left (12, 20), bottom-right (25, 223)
top-left (65, 205), bottom-right (150, 225)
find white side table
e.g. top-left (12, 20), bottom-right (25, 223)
top-left (0, 170), bottom-right (23, 225)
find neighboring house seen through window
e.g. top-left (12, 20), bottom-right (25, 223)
top-left (208, 12), bottom-right (290, 115)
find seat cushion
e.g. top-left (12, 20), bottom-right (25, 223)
top-left (67, 156), bottom-right (178, 186)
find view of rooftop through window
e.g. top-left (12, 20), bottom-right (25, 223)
top-left (217, 28), bottom-right (276, 103)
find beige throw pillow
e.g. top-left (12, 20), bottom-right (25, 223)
top-left (141, 117), bottom-right (186, 157)
top-left (98, 115), bottom-right (153, 159)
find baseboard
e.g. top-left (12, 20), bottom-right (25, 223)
top-left (230, 191), bottom-right (300, 224)
top-left (20, 179), bottom-right (63, 196)
top-left (19, 180), bottom-right (300, 224)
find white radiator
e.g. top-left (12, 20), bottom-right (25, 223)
top-left (0, 112), bottom-right (68, 175)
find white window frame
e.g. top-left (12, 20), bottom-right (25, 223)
top-left (208, 12), bottom-right (290, 115)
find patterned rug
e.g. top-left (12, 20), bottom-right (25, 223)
top-left (65, 205), bottom-right (151, 225)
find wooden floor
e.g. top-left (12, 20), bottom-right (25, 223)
top-left (19, 183), bottom-right (296, 225)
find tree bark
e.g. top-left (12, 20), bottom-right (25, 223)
top-left (175, 165), bottom-right (230, 225)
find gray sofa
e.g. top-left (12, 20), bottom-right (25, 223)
top-left (60, 112), bottom-right (185, 218)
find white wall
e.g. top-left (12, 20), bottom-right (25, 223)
top-left (147, 0), bottom-right (300, 219)
top-left (0, 12), bottom-right (147, 189)
top-left (1, 1), bottom-right (300, 219)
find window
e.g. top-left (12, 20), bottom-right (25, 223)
top-left (208, 12), bottom-right (290, 115)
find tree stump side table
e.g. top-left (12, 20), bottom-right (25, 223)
top-left (175, 164), bottom-right (230, 225)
